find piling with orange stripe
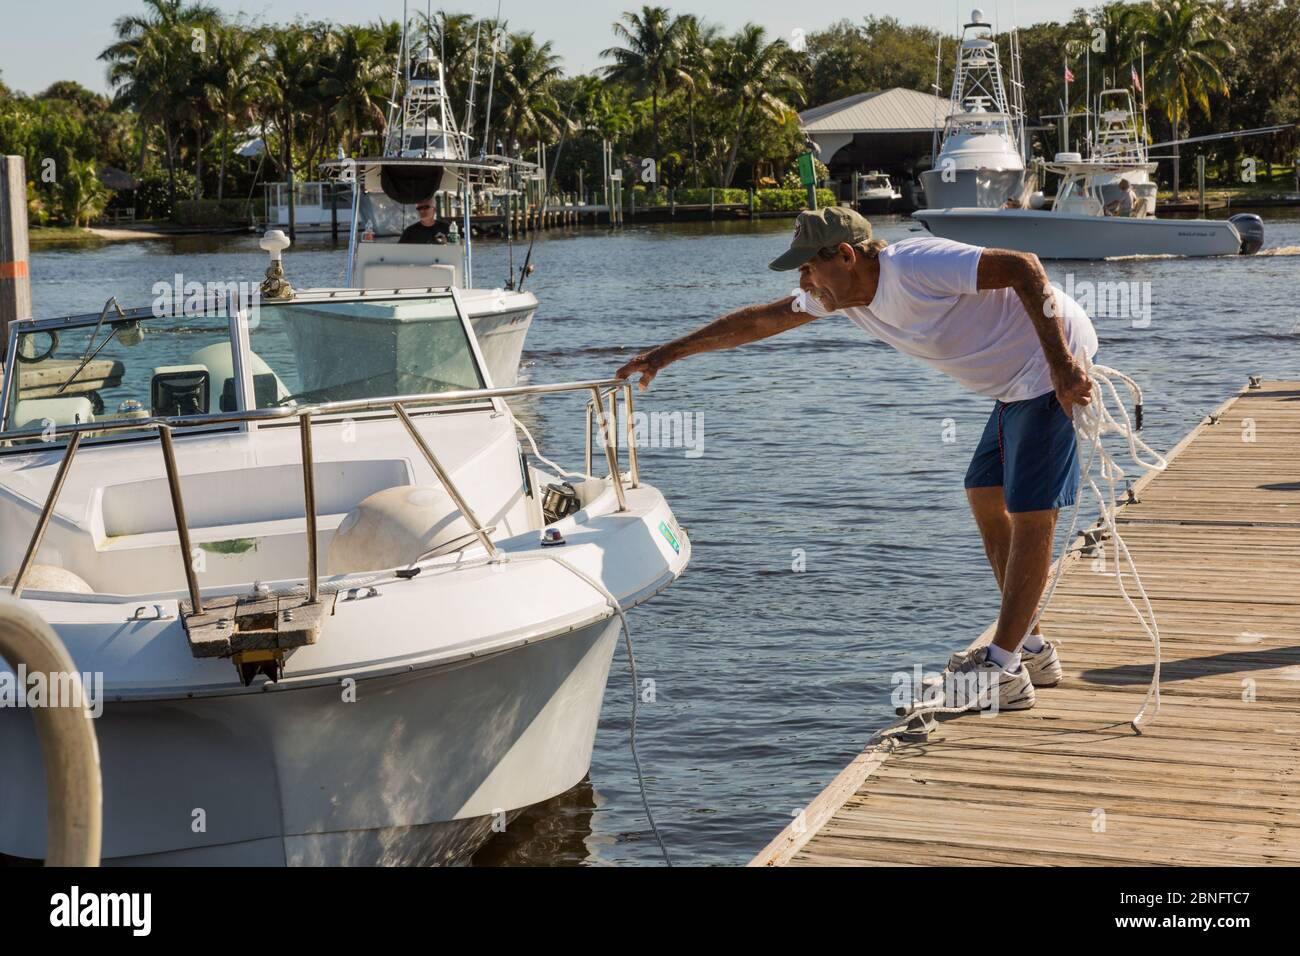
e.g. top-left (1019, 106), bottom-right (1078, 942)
top-left (1, 156), bottom-right (33, 357)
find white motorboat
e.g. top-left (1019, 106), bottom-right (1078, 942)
top-left (919, 10), bottom-right (1032, 210)
top-left (266, 35), bottom-right (542, 387)
top-left (0, 274), bottom-right (688, 865)
top-left (855, 172), bottom-right (902, 214)
top-left (914, 65), bottom-right (1269, 259)
top-left (913, 201), bottom-right (1262, 258)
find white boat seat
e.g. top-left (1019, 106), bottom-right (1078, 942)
top-left (11, 396), bottom-right (95, 430)
top-left (100, 459), bottom-right (412, 538)
top-left (360, 263), bottom-right (457, 290)
top-left (353, 241), bottom-right (460, 289)
top-left (56, 458), bottom-right (416, 594)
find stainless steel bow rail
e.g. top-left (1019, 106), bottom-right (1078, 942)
top-left (2, 377), bottom-right (642, 680)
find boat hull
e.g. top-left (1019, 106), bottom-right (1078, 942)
top-left (912, 208), bottom-right (1244, 259)
top-left (919, 168), bottom-right (1030, 209)
top-left (460, 293), bottom-right (536, 387)
top-left (0, 615), bottom-right (622, 866)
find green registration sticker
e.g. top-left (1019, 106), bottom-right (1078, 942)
top-left (658, 520), bottom-right (680, 553)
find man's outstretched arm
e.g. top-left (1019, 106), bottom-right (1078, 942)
top-left (977, 248), bottom-right (1092, 415)
top-left (615, 296), bottom-right (822, 390)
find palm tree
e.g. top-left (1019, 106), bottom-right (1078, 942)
top-left (205, 23), bottom-right (262, 200)
top-left (60, 158), bottom-right (111, 226)
top-left (714, 25), bottom-right (803, 187)
top-left (494, 32), bottom-right (564, 158)
top-left (602, 6), bottom-right (688, 190)
top-left (1141, 0), bottom-right (1233, 198)
top-left (258, 24), bottom-right (325, 186)
top-left (321, 25), bottom-right (391, 155)
top-left (1091, 2), bottom-right (1149, 90)
top-left (677, 14), bottom-right (719, 188)
top-left (99, 0), bottom-right (218, 210)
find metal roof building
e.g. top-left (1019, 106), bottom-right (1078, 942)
top-left (800, 88), bottom-right (949, 207)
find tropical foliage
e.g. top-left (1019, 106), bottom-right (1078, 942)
top-left (0, 0), bottom-right (1297, 225)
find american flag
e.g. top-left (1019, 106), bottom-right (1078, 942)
top-left (1064, 66), bottom-right (1075, 83)
top-left (1131, 67), bottom-right (1142, 92)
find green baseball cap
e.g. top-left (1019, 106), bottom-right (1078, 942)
top-left (768, 206), bottom-right (873, 271)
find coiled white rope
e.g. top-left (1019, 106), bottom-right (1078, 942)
top-left (893, 363), bottom-right (1169, 734)
top-left (1060, 364), bottom-right (1167, 732)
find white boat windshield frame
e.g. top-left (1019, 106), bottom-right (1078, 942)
top-left (1, 296), bottom-right (250, 446)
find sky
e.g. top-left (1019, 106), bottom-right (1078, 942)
top-left (1, 0), bottom-right (1088, 96)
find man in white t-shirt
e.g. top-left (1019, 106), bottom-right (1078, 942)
top-left (616, 206), bottom-right (1098, 713)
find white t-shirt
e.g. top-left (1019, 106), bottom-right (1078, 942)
top-left (792, 237), bottom-right (1098, 403)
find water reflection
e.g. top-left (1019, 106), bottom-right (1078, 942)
top-left (472, 776), bottom-right (597, 866)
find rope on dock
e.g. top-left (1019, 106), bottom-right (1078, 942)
top-left (1066, 364), bottom-right (1168, 731)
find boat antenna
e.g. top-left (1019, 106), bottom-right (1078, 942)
top-left (481, 0), bottom-right (503, 160)
top-left (1062, 49), bottom-right (1070, 153)
top-left (517, 97), bottom-right (577, 292)
top-left (930, 13), bottom-right (942, 170)
top-left (1139, 40), bottom-right (1149, 150)
top-left (1084, 21), bottom-right (1091, 151)
top-left (386, 1), bottom-right (409, 154)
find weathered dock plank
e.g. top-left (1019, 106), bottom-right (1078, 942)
top-left (752, 380), bottom-right (1300, 867)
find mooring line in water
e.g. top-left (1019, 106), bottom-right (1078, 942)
top-left (505, 408), bottom-right (674, 865)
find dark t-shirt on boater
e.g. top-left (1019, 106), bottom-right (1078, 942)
top-left (399, 220), bottom-right (451, 243)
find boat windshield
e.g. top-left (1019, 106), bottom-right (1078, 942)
top-left (3, 309), bottom-right (237, 439)
top-left (2, 292), bottom-right (485, 441)
top-left (245, 294), bottom-right (484, 409)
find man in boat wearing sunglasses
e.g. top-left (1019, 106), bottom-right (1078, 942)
top-left (616, 206), bottom-right (1097, 713)
top-left (399, 197), bottom-right (451, 244)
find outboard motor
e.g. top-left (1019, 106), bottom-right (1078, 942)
top-left (1229, 213), bottom-right (1265, 255)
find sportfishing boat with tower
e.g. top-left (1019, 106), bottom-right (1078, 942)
top-left (914, 85), bottom-right (1268, 258)
top-left (312, 30), bottom-right (542, 388)
top-left (266, 17), bottom-right (544, 386)
top-left (920, 9), bottom-right (1032, 210)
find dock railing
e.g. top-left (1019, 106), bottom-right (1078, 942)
top-left (3, 377), bottom-right (642, 614)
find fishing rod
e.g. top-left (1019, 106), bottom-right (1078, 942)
top-left (1143, 124), bottom-right (1293, 151)
top-left (516, 97), bottom-right (577, 293)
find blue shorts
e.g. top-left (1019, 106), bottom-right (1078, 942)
top-left (964, 390), bottom-right (1079, 513)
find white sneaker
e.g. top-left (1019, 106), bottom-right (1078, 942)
top-left (941, 639), bottom-right (1063, 688)
top-left (913, 647), bottom-right (1036, 713)
top-left (1020, 640), bottom-right (1063, 687)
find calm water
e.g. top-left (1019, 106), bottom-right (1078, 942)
top-left (28, 212), bottom-right (1300, 865)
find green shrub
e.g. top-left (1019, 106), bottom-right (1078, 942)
top-left (135, 170), bottom-right (196, 219)
top-left (172, 197), bottom-right (260, 226)
top-left (753, 188), bottom-right (836, 212)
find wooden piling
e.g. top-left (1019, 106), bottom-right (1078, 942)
top-left (1, 156), bottom-right (33, 357)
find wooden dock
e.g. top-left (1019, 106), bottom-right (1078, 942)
top-left (752, 379), bottom-right (1300, 867)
